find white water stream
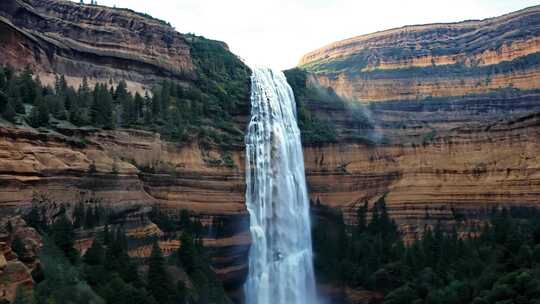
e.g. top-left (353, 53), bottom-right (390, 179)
top-left (244, 67), bottom-right (317, 304)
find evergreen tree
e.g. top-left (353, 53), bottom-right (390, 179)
top-left (178, 232), bottom-right (198, 273)
top-left (51, 214), bottom-right (78, 263)
top-left (18, 67), bottom-right (37, 104)
top-left (134, 92), bottom-right (144, 122)
top-left (147, 242), bottom-right (174, 304)
top-left (73, 202), bottom-right (85, 229)
top-left (55, 74), bottom-right (68, 96)
top-left (27, 96), bottom-right (50, 127)
top-left (2, 99), bottom-right (17, 122)
top-left (121, 95), bottom-right (136, 126)
top-left (79, 76), bottom-right (91, 107)
top-left (11, 235), bottom-right (28, 260)
top-left (84, 205), bottom-right (95, 229)
top-left (12, 97), bottom-right (25, 114)
top-left (91, 83), bottom-right (114, 128)
top-left (83, 239), bottom-right (104, 266)
top-left (24, 204), bottom-right (46, 232)
top-left (45, 93), bottom-right (66, 120)
top-left (356, 200), bottom-right (368, 234)
top-left (114, 80), bottom-right (129, 101)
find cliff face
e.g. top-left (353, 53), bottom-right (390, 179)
top-left (298, 5), bottom-right (540, 239)
top-left (300, 5), bottom-right (540, 103)
top-left (0, 125), bottom-right (249, 297)
top-left (0, 0), bottom-right (196, 91)
top-left (304, 113), bottom-right (540, 235)
top-left (1, 1), bottom-right (540, 302)
top-left (0, 216), bottom-right (41, 302)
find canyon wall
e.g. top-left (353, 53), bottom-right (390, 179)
top-left (0, 0), bottom-right (197, 92)
top-left (299, 5), bottom-right (540, 103)
top-left (297, 5), bottom-right (540, 241)
top-left (1, 1), bottom-right (540, 302)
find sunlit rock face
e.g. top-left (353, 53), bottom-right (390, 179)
top-left (297, 5), bottom-right (540, 240)
top-left (244, 68), bottom-right (317, 304)
top-left (0, 0), bottom-right (196, 92)
top-left (299, 5), bottom-right (540, 103)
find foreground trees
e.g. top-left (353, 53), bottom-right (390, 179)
top-left (312, 198), bottom-right (540, 304)
top-left (16, 204), bottom-right (230, 304)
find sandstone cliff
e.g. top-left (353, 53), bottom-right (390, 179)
top-left (300, 5), bottom-right (540, 103)
top-left (1, 1), bottom-right (540, 303)
top-left (0, 0), bottom-right (197, 91)
top-left (297, 6), bottom-right (540, 236)
top-left (0, 125), bottom-right (249, 297)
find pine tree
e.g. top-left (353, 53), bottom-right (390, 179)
top-left (356, 201), bottom-right (368, 234)
top-left (2, 99), bottom-right (17, 122)
top-left (121, 95), bottom-right (136, 126)
top-left (27, 96), bottom-right (50, 128)
top-left (54, 74), bottom-right (67, 96)
top-left (24, 205), bottom-right (46, 232)
top-left (51, 214), bottom-right (78, 263)
top-left (45, 94), bottom-right (66, 120)
top-left (13, 97), bottom-right (25, 114)
top-left (84, 205), bottom-right (95, 229)
top-left (178, 232), bottom-right (198, 273)
top-left (103, 222), bottom-right (110, 245)
top-left (114, 80), bottom-right (129, 101)
top-left (134, 92), bottom-right (144, 122)
top-left (18, 67), bottom-right (37, 104)
top-left (83, 239), bottom-right (104, 266)
top-left (91, 83), bottom-right (114, 128)
top-left (73, 202), bottom-right (85, 229)
top-left (79, 76), bottom-right (91, 107)
top-left (142, 91), bottom-right (153, 124)
top-left (11, 235), bottom-right (27, 260)
top-left (147, 242), bottom-right (174, 304)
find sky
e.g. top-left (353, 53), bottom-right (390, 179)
top-left (74, 0), bottom-right (540, 70)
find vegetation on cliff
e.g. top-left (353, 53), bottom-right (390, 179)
top-left (300, 5), bottom-right (540, 77)
top-left (0, 60), bottom-right (249, 148)
top-left (306, 51), bottom-right (540, 80)
top-left (12, 202), bottom-right (230, 304)
top-left (284, 68), bottom-right (374, 145)
top-left (313, 199), bottom-right (540, 304)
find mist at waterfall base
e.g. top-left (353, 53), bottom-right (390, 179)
top-left (244, 67), bottom-right (318, 304)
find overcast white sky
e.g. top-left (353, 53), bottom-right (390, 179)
top-left (74, 0), bottom-right (540, 70)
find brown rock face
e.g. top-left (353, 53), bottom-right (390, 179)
top-left (299, 5), bottom-right (540, 103)
top-left (0, 0), bottom-right (196, 91)
top-left (0, 217), bottom-right (40, 303)
top-left (304, 113), bottom-right (540, 236)
top-left (0, 125), bottom-right (249, 294)
top-left (297, 5), bottom-right (540, 239)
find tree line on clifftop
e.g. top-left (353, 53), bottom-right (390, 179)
top-left (312, 197), bottom-right (540, 304)
top-left (0, 35), bottom-right (250, 148)
top-left (0, 64), bottom-right (377, 148)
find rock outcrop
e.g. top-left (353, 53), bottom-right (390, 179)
top-left (298, 5), bottom-right (540, 238)
top-left (300, 5), bottom-right (540, 103)
top-left (0, 0), bottom-right (197, 92)
top-left (0, 217), bottom-right (41, 302)
top-left (0, 124), bottom-right (249, 295)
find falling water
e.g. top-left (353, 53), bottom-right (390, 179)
top-left (244, 67), bottom-right (317, 304)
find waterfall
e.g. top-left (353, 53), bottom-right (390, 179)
top-left (244, 67), bottom-right (317, 304)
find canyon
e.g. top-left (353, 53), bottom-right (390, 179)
top-left (0, 0), bottom-right (540, 303)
